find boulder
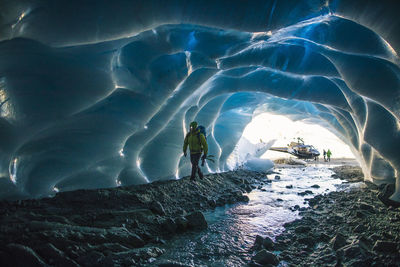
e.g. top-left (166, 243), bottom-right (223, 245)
top-left (372, 240), bottom-right (398, 253)
top-left (263, 236), bottom-right (274, 250)
top-left (330, 233), bottom-right (347, 251)
top-left (252, 249), bottom-right (279, 265)
top-left (185, 211), bottom-right (208, 230)
top-left (162, 217), bottom-right (177, 233)
top-left (175, 216), bottom-right (188, 231)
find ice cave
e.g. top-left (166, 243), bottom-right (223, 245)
top-left (0, 0), bottom-right (399, 202)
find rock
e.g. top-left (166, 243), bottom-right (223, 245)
top-left (238, 195), bottom-right (250, 202)
top-left (298, 236), bottom-right (315, 246)
top-left (36, 243), bottom-right (79, 267)
top-left (285, 185), bottom-right (293, 189)
top-left (353, 224), bottom-right (366, 233)
top-left (274, 175), bottom-right (281, 180)
top-left (337, 239), bottom-right (369, 258)
top-left (5, 244), bottom-right (46, 267)
top-left (158, 261), bottom-right (192, 267)
top-left (359, 202), bottom-right (375, 212)
top-left (207, 199), bottom-right (217, 207)
top-left (378, 184), bottom-right (400, 207)
top-left (77, 251), bottom-right (105, 266)
top-left (185, 211), bottom-right (208, 230)
top-left (276, 198), bottom-right (283, 202)
top-left (330, 233), bottom-right (347, 251)
top-left (162, 217), bottom-right (177, 233)
top-left (311, 184), bottom-right (320, 188)
top-left (372, 240), bottom-right (398, 253)
top-left (298, 190), bottom-right (313, 196)
top-left (263, 236), bottom-right (274, 250)
top-left (175, 216), bottom-right (188, 231)
top-left (107, 227), bottom-right (145, 247)
top-left (252, 249), bottom-right (279, 265)
top-left (294, 226), bottom-right (311, 233)
top-left (254, 235), bottom-right (264, 247)
top-left (150, 201), bottom-right (166, 215)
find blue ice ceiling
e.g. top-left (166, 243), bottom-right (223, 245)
top-left (0, 0), bottom-right (400, 201)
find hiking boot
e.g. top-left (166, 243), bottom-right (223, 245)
top-left (198, 172), bottom-right (204, 179)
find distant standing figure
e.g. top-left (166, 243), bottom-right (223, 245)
top-left (183, 121), bottom-right (208, 181)
top-left (326, 149), bottom-right (332, 162)
top-left (323, 149), bottom-right (327, 161)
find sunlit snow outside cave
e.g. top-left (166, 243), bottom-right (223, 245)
top-left (241, 113), bottom-right (355, 159)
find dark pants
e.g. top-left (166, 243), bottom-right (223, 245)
top-left (190, 153), bottom-right (203, 180)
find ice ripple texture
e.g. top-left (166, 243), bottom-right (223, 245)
top-left (0, 0), bottom-right (399, 201)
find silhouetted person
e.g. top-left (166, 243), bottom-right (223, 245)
top-left (323, 149), bottom-right (327, 161)
top-left (183, 121), bottom-right (208, 181)
top-left (326, 149), bottom-right (332, 162)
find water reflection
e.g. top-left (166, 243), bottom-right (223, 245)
top-left (151, 165), bottom-right (347, 266)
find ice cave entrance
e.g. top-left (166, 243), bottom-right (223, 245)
top-left (242, 113), bottom-right (355, 160)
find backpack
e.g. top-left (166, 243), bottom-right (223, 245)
top-left (197, 125), bottom-right (206, 141)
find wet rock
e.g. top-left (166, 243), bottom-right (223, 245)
top-left (330, 233), bottom-right (347, 250)
top-left (372, 240), bottom-right (398, 253)
top-left (158, 261), bottom-right (192, 267)
top-left (298, 190), bottom-right (313, 196)
top-left (207, 199), bottom-right (217, 207)
top-left (254, 235), bottom-right (264, 248)
top-left (252, 249), bottom-right (279, 265)
top-left (274, 175), bottom-right (281, 180)
top-left (311, 184), bottom-right (320, 188)
top-left (276, 198), bottom-right (283, 202)
top-left (263, 237), bottom-right (274, 250)
top-left (150, 201), bottom-right (166, 215)
top-left (5, 243), bottom-right (46, 267)
top-left (285, 185), bottom-right (293, 189)
top-left (238, 195), bottom-right (250, 202)
top-left (185, 211), bottom-right (208, 230)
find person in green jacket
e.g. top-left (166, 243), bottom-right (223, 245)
top-left (183, 121), bottom-right (208, 181)
top-left (326, 149), bottom-right (332, 162)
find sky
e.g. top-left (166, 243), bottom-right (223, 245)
top-left (242, 113), bottom-right (355, 159)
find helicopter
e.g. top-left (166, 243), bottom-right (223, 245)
top-left (269, 137), bottom-right (320, 160)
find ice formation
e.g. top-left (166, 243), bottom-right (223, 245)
top-left (0, 0), bottom-right (399, 201)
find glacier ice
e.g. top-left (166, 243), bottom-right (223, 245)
top-left (0, 0), bottom-right (400, 201)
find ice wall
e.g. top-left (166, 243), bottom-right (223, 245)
top-left (0, 0), bottom-right (399, 201)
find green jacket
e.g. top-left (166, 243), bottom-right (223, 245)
top-left (183, 129), bottom-right (208, 155)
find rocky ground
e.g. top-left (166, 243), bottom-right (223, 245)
top-left (1, 162), bottom-right (400, 267)
top-left (250, 164), bottom-right (400, 267)
top-left (0, 170), bottom-right (267, 266)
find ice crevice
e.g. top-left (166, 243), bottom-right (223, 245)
top-left (0, 1), bottom-right (399, 202)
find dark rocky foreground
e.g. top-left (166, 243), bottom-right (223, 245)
top-left (0, 170), bottom-right (266, 266)
top-left (1, 165), bottom-right (400, 267)
top-left (250, 165), bottom-right (400, 267)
